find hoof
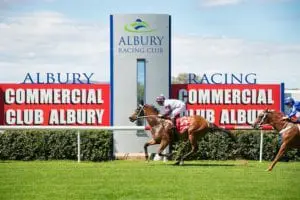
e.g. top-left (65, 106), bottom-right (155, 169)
top-left (266, 168), bottom-right (272, 172)
top-left (173, 161), bottom-right (180, 165)
top-left (179, 161), bottom-right (184, 165)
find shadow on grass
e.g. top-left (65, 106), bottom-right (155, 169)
top-left (170, 163), bottom-right (237, 167)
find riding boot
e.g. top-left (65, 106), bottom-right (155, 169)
top-left (171, 118), bottom-right (176, 128)
top-left (171, 117), bottom-right (179, 142)
top-left (172, 115), bottom-right (179, 129)
top-left (168, 124), bottom-right (177, 160)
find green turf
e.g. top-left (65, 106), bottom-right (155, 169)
top-left (0, 160), bottom-right (299, 200)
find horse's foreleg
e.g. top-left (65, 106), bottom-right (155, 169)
top-left (144, 139), bottom-right (157, 161)
top-left (267, 143), bottom-right (287, 171)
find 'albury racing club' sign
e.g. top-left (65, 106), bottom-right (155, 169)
top-left (117, 18), bottom-right (165, 54)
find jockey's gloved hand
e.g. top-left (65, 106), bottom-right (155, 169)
top-left (158, 114), bottom-right (163, 118)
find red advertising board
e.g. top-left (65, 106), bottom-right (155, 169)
top-left (0, 84), bottom-right (110, 126)
top-left (172, 84), bottom-right (282, 127)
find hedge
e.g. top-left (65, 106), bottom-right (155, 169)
top-left (173, 130), bottom-right (300, 161)
top-left (0, 130), bottom-right (299, 161)
top-left (0, 130), bottom-right (113, 161)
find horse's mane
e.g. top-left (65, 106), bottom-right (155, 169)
top-left (268, 110), bottom-right (284, 118)
top-left (145, 104), bottom-right (160, 114)
top-left (265, 110), bottom-right (290, 131)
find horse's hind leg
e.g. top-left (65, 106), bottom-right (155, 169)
top-left (144, 139), bottom-right (157, 161)
top-left (267, 142), bottom-right (287, 171)
top-left (173, 140), bottom-right (190, 165)
top-left (157, 139), bottom-right (170, 158)
top-left (175, 133), bottom-right (198, 165)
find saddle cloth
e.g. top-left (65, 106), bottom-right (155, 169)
top-left (176, 116), bottom-right (191, 134)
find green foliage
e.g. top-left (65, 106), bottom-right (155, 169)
top-left (1, 129), bottom-right (300, 162)
top-left (0, 130), bottom-right (113, 161)
top-left (80, 130), bottom-right (113, 161)
top-left (172, 73), bottom-right (203, 84)
top-left (172, 73), bottom-right (191, 84)
top-left (137, 82), bottom-right (145, 104)
top-left (173, 130), bottom-right (300, 161)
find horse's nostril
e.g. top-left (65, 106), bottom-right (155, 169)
top-left (252, 124), bottom-right (258, 129)
top-left (129, 117), bottom-right (135, 122)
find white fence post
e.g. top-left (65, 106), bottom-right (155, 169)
top-left (259, 130), bottom-right (264, 162)
top-left (77, 130), bottom-right (81, 163)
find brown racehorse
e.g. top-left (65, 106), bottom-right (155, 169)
top-left (253, 109), bottom-right (300, 171)
top-left (129, 104), bottom-right (235, 165)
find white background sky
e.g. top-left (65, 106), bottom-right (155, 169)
top-left (0, 0), bottom-right (299, 88)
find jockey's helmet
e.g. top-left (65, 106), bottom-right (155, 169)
top-left (284, 97), bottom-right (295, 105)
top-left (156, 94), bottom-right (165, 103)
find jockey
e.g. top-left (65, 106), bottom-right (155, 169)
top-left (282, 97), bottom-right (300, 123)
top-left (155, 94), bottom-right (186, 127)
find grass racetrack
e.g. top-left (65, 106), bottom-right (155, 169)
top-left (0, 160), bottom-right (299, 200)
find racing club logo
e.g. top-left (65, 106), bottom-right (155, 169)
top-left (124, 18), bottom-right (156, 33)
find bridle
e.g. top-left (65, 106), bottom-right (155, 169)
top-left (257, 111), bottom-right (268, 127)
top-left (135, 104), bottom-right (145, 119)
top-left (135, 104), bottom-right (159, 119)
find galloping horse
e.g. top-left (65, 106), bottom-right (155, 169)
top-left (253, 109), bottom-right (300, 171)
top-left (129, 103), bottom-right (234, 165)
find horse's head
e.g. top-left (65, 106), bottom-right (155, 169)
top-left (252, 109), bottom-right (272, 129)
top-left (128, 104), bottom-right (160, 122)
top-left (129, 104), bottom-right (145, 122)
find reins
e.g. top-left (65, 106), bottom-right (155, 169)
top-left (136, 115), bottom-right (158, 119)
top-left (258, 110), bottom-right (290, 131)
top-left (135, 105), bottom-right (168, 128)
top-left (136, 104), bottom-right (160, 119)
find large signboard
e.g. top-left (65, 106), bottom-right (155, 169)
top-left (172, 84), bottom-right (282, 128)
top-left (111, 14), bottom-right (170, 126)
top-left (0, 84), bottom-right (110, 126)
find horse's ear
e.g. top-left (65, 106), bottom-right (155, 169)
top-left (139, 100), bottom-right (144, 106)
top-left (267, 109), bottom-right (273, 113)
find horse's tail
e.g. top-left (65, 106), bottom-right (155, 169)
top-left (209, 123), bottom-right (236, 142)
